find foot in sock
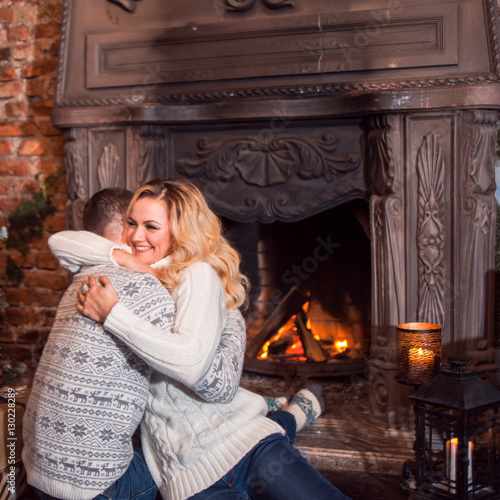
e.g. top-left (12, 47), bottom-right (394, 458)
top-left (283, 384), bottom-right (325, 432)
top-left (265, 395), bottom-right (290, 414)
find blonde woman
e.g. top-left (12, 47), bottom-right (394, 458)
top-left (54, 178), bottom-right (350, 500)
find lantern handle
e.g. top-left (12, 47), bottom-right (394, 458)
top-left (446, 355), bottom-right (471, 372)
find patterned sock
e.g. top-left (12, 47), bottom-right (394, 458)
top-left (265, 395), bottom-right (290, 414)
top-left (284, 384), bottom-right (325, 432)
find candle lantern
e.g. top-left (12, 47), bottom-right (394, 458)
top-left (411, 356), bottom-right (500, 499)
top-left (396, 322), bottom-right (442, 386)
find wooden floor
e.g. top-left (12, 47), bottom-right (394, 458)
top-left (240, 371), bottom-right (415, 500)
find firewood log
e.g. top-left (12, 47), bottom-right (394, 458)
top-left (295, 310), bottom-right (327, 362)
top-left (246, 286), bottom-right (310, 358)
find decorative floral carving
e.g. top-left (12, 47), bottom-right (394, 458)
top-left (226, 0), bottom-right (293, 12)
top-left (106, 0), bottom-right (141, 13)
top-left (64, 128), bottom-right (87, 202)
top-left (136, 126), bottom-right (167, 186)
top-left (97, 143), bottom-right (121, 190)
top-left (176, 133), bottom-right (360, 187)
top-left (416, 132), bottom-right (445, 326)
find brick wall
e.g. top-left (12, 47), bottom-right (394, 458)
top-left (0, 0), bottom-right (69, 374)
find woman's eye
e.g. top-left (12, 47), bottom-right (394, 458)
top-left (146, 224), bottom-right (158, 230)
top-left (127, 220), bottom-right (137, 227)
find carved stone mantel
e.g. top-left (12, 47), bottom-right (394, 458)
top-left (53, 0), bottom-right (500, 428)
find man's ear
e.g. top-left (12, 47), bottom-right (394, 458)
top-left (103, 220), bottom-right (126, 245)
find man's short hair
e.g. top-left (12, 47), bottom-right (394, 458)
top-left (83, 188), bottom-right (133, 236)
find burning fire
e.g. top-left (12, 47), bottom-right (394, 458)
top-left (258, 313), bottom-right (351, 362)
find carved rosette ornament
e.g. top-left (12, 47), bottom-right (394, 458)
top-left (176, 133), bottom-right (360, 187)
top-left (416, 133), bottom-right (445, 326)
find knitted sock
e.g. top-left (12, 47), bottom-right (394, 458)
top-left (265, 395), bottom-right (290, 415)
top-left (284, 384), bottom-right (325, 432)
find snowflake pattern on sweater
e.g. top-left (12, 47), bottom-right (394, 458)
top-left (23, 266), bottom-right (175, 500)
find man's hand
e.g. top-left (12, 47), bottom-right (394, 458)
top-left (112, 249), bottom-right (157, 276)
top-left (77, 274), bottom-right (119, 322)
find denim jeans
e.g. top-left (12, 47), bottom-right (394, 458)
top-left (187, 431), bottom-right (351, 500)
top-left (33, 449), bottom-right (160, 500)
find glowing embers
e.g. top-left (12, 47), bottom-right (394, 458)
top-left (257, 300), bottom-right (360, 363)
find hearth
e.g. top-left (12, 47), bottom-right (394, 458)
top-left (223, 201), bottom-right (371, 382)
top-left (52, 0), bottom-right (500, 428)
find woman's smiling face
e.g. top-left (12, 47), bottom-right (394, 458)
top-left (126, 197), bottom-right (171, 265)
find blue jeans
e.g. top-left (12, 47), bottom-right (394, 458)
top-left (188, 430), bottom-right (351, 500)
top-left (33, 449), bottom-right (159, 500)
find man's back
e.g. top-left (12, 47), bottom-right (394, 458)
top-left (23, 265), bottom-right (175, 500)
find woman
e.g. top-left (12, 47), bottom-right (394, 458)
top-left (54, 178), bottom-right (350, 500)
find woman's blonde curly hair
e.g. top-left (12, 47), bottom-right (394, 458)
top-left (129, 177), bottom-right (248, 311)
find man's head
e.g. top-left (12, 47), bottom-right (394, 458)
top-left (83, 188), bottom-right (133, 244)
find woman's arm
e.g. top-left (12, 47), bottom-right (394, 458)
top-left (190, 307), bottom-right (246, 403)
top-left (79, 273), bottom-right (245, 403)
top-left (49, 230), bottom-right (125, 272)
top-left (81, 262), bottom-right (228, 387)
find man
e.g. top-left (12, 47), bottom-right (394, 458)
top-left (23, 188), bottom-right (246, 500)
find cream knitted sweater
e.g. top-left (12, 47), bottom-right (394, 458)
top-left (49, 231), bottom-right (284, 500)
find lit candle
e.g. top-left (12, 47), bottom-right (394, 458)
top-left (446, 438), bottom-right (473, 492)
top-left (408, 347), bottom-right (433, 381)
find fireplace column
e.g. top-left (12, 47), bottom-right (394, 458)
top-left (364, 110), bottom-right (498, 429)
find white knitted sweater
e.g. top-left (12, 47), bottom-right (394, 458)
top-left (49, 231), bottom-right (284, 500)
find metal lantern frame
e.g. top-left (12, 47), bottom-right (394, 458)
top-left (410, 357), bottom-right (500, 499)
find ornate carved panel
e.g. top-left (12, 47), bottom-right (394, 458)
top-left (173, 125), bottom-right (365, 222)
top-left (416, 132), bottom-right (446, 326)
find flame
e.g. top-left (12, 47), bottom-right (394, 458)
top-left (335, 339), bottom-right (348, 352)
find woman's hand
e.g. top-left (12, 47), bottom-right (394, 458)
top-left (112, 249), bottom-right (157, 276)
top-left (76, 274), bottom-right (119, 322)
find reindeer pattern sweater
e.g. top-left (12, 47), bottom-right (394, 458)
top-left (48, 231), bottom-right (284, 500)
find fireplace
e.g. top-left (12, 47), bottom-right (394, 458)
top-left (52, 0), bottom-right (500, 428)
top-left (222, 201), bottom-right (371, 381)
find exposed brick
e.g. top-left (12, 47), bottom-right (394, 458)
top-left (34, 21), bottom-right (59, 39)
top-left (0, 8), bottom-right (14, 23)
top-left (32, 98), bottom-right (55, 117)
top-left (6, 307), bottom-right (37, 326)
top-left (23, 268), bottom-right (69, 289)
top-left (0, 121), bottom-right (39, 136)
top-left (5, 287), bottom-right (32, 305)
top-left (0, 141), bottom-right (13, 155)
top-left (43, 211), bottom-right (66, 232)
top-left (0, 81), bottom-right (23, 98)
top-left (1, 343), bottom-right (38, 368)
top-left (51, 135), bottom-right (65, 155)
top-left (0, 47), bottom-right (11, 61)
top-left (7, 26), bottom-right (30, 42)
top-left (21, 58), bottom-right (58, 78)
top-left (0, 197), bottom-right (23, 213)
top-left (0, 64), bottom-right (16, 81)
top-left (37, 119), bottom-right (62, 136)
top-left (3, 251), bottom-right (34, 268)
top-left (5, 100), bottom-right (29, 117)
top-left (34, 249), bottom-right (60, 270)
top-left (30, 288), bottom-right (65, 307)
top-left (11, 43), bottom-right (36, 61)
top-left (0, 178), bottom-right (11, 195)
top-left (0, 159), bottom-right (31, 176)
top-left (26, 75), bottom-right (51, 96)
top-left (19, 138), bottom-right (49, 155)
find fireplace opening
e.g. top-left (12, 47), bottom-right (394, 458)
top-left (221, 199), bottom-right (371, 381)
